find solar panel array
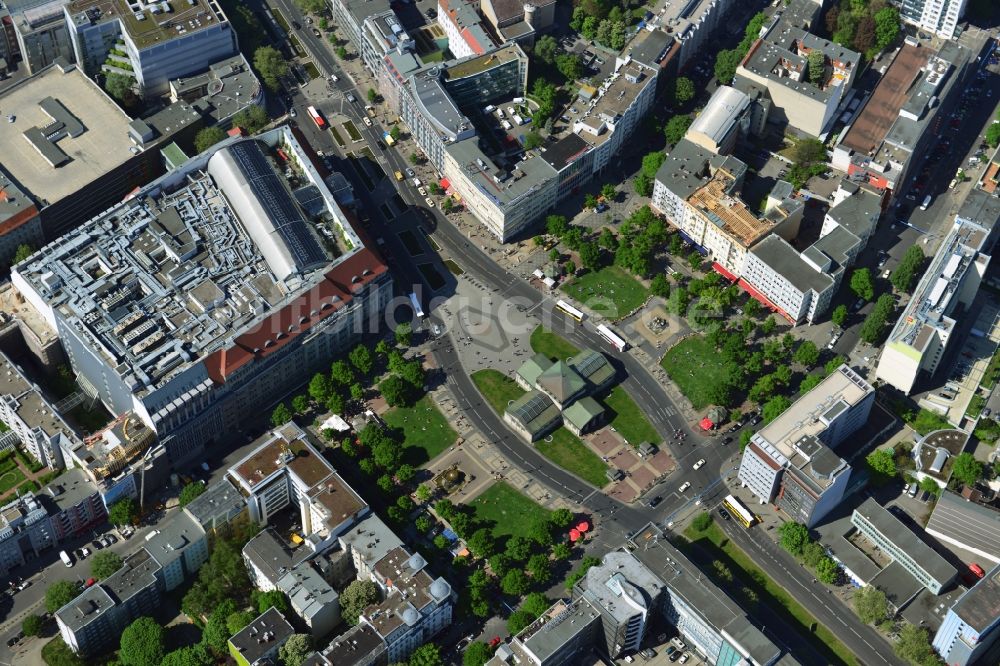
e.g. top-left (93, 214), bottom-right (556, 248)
top-left (229, 141), bottom-right (326, 269)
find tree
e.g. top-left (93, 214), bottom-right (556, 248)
top-left (601, 183), bottom-right (617, 201)
top-left (232, 105), bottom-right (269, 134)
top-left (341, 580), bottom-right (380, 625)
top-left (523, 130), bottom-right (543, 150)
top-left (552, 542), bottom-right (572, 560)
top-left (467, 528), bottom-right (497, 559)
top-left (194, 126), bottom-right (227, 153)
top-left (389, 125), bottom-right (402, 141)
top-left (254, 589), bottom-right (290, 615)
top-left (46, 580), bottom-right (79, 613)
top-left (692, 512), bottom-right (712, 532)
top-left (793, 341), bottom-right (820, 367)
top-left (850, 268), bottom-right (875, 301)
top-left (527, 553), bottom-right (551, 582)
top-left (203, 599), bottom-right (237, 654)
top-left (673, 76), bottom-right (695, 104)
top-left (278, 634), bottom-right (312, 666)
top-left (293, 0), bottom-right (325, 12)
top-left (464, 641), bottom-right (493, 666)
top-left (584, 193), bottom-right (599, 210)
top-left (579, 242), bottom-right (602, 272)
top-left (367, 88), bottom-right (377, 103)
top-left (227, 609), bottom-right (256, 636)
top-left (507, 609), bottom-right (535, 635)
top-left (271, 402), bottom-right (292, 427)
top-left (546, 214), bottom-right (568, 237)
top-left (778, 521), bottom-right (811, 556)
top-left (349, 382), bottom-right (364, 402)
top-left (650, 274), bottom-right (670, 298)
top-left (874, 7), bottom-right (900, 52)
top-left (802, 541), bottom-right (826, 569)
top-left (395, 321), bottom-right (412, 347)
top-left (291, 394), bottom-right (310, 414)
top-left (326, 392), bottom-right (345, 415)
top-left (104, 72), bottom-right (134, 102)
top-left (253, 46), bottom-right (288, 91)
top-left (501, 569), bottom-right (531, 596)
top-left (11, 244), bottom-right (34, 265)
top-left (522, 592), bottom-right (550, 618)
top-left (549, 507), bottom-right (573, 529)
top-left (987, 123), bottom-right (1000, 149)
top-left (634, 172), bottom-right (653, 196)
top-left (534, 35), bottom-right (557, 64)
top-left (808, 51), bottom-right (825, 84)
top-left (441, 197), bottom-right (455, 213)
top-left (119, 617), bottom-right (164, 666)
top-left (891, 246), bottom-right (925, 293)
top-left (853, 585), bottom-right (889, 625)
top-left (330, 359), bottom-right (355, 386)
top-left (920, 476), bottom-right (942, 498)
top-left (22, 614), bottom-right (44, 637)
top-left (308, 373), bottom-right (332, 404)
top-left (664, 115), bottom-right (692, 146)
top-left (108, 497), bottom-right (138, 526)
top-left (161, 645), bottom-right (212, 666)
top-left (409, 643), bottom-right (444, 666)
top-left (555, 53), bottom-right (583, 81)
top-left (740, 429), bottom-right (753, 452)
top-left (714, 49), bottom-right (742, 84)
top-left (349, 344), bottom-right (373, 375)
top-left (952, 452), bottom-right (983, 488)
top-left (853, 15), bottom-right (876, 55)
top-left (866, 449), bottom-right (897, 484)
top-left (831, 304), bottom-right (848, 327)
top-left (815, 556), bottom-right (839, 584)
top-left (763, 396), bottom-right (792, 424)
top-left (91, 550), bottom-right (124, 579)
top-left (894, 623), bottom-right (938, 666)
top-left (416, 484), bottom-right (432, 501)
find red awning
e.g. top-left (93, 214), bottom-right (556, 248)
top-left (737, 279), bottom-right (795, 323)
top-left (712, 262), bottom-right (738, 282)
top-left (700, 417), bottom-right (714, 431)
top-left (440, 178), bottom-right (451, 189)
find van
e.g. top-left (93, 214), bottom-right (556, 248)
top-left (60, 550), bottom-right (73, 567)
top-left (484, 104), bottom-right (496, 113)
top-left (920, 195), bottom-right (932, 210)
top-left (907, 483), bottom-right (918, 497)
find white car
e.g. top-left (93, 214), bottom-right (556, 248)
top-left (692, 459), bottom-right (705, 471)
top-left (417, 186), bottom-right (427, 196)
top-left (425, 197), bottom-right (435, 208)
top-left (362, 117), bottom-right (372, 127)
top-left (507, 106), bottom-right (516, 116)
top-left (678, 481), bottom-right (691, 493)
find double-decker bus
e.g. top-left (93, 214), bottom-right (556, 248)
top-left (409, 292), bottom-right (425, 319)
top-left (722, 495), bottom-right (758, 528)
top-left (555, 299), bottom-right (585, 323)
top-left (597, 324), bottom-right (628, 352)
top-left (307, 106), bottom-right (326, 129)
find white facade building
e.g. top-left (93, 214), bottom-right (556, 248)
top-left (894, 0), bottom-right (967, 39)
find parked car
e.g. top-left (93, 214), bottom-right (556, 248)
top-left (719, 508), bottom-right (731, 520)
top-left (648, 495), bottom-right (663, 508)
top-left (722, 436), bottom-right (733, 445)
top-left (678, 482), bottom-right (691, 492)
top-left (692, 459), bottom-right (705, 470)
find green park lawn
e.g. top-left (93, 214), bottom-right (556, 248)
top-left (684, 519), bottom-right (858, 666)
top-left (0, 457), bottom-right (26, 496)
top-left (471, 369), bottom-right (525, 414)
top-left (603, 386), bottom-right (660, 445)
top-left (536, 428), bottom-right (609, 488)
top-left (382, 395), bottom-right (457, 467)
top-left (561, 265), bottom-right (650, 319)
top-left (529, 325), bottom-right (579, 360)
top-left (468, 481), bottom-right (553, 539)
top-left (660, 335), bottom-right (730, 410)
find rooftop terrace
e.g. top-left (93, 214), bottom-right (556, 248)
top-left (67, 0), bottom-right (228, 50)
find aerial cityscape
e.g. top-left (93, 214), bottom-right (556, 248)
top-left (0, 0), bottom-right (999, 664)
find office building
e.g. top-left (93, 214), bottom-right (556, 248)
top-left (64, 0), bottom-right (237, 95)
top-left (0, 59), bottom-right (164, 251)
top-left (437, 0), bottom-right (496, 59)
top-left (876, 190), bottom-right (1000, 394)
top-left (740, 183), bottom-right (881, 324)
top-left (894, 0), bottom-right (967, 40)
top-left (166, 53), bottom-right (263, 126)
top-left (833, 39), bottom-right (975, 195)
top-left (738, 365), bottom-right (874, 526)
top-left (651, 139), bottom-right (802, 279)
top-left (8, 0), bottom-right (75, 74)
top-left (12, 128), bottom-right (393, 465)
top-left (228, 607), bottom-right (295, 666)
top-left (229, 422), bottom-right (369, 551)
top-left (933, 563), bottom-right (1000, 666)
top-left (182, 475), bottom-right (248, 532)
top-left (735, 19), bottom-right (859, 137)
top-left (0, 349), bottom-right (79, 468)
top-left (925, 490), bottom-right (1000, 566)
top-left (0, 492), bottom-right (56, 578)
top-left (852, 497), bottom-right (956, 594)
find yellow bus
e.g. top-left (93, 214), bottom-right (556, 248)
top-left (722, 495), bottom-right (758, 528)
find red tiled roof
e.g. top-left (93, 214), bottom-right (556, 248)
top-left (203, 248), bottom-right (387, 384)
top-left (0, 205), bottom-right (39, 236)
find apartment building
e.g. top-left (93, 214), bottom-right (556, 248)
top-left (7, 0), bottom-right (75, 74)
top-left (0, 493), bottom-right (56, 578)
top-left (933, 563), bottom-right (1000, 666)
top-left (12, 128), bottom-right (393, 465)
top-left (894, 0), bottom-right (967, 40)
top-left (876, 190), bottom-right (1000, 394)
top-left (851, 497), bottom-right (956, 594)
top-left (437, 0), bottom-right (496, 59)
top-left (738, 365), bottom-right (874, 527)
top-left (661, 0), bottom-right (739, 70)
top-left (228, 607), bottom-right (295, 666)
top-left (64, 0), bottom-right (237, 95)
top-left (736, 20), bottom-right (860, 137)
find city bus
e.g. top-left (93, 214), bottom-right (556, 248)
top-left (307, 105), bottom-right (326, 129)
top-left (597, 324), bottom-right (628, 352)
top-left (722, 495), bottom-right (758, 529)
top-left (409, 292), bottom-right (425, 318)
top-left (555, 299), bottom-right (585, 323)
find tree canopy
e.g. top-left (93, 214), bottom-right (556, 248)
top-left (951, 452), bottom-right (983, 488)
top-left (278, 634), bottom-right (312, 666)
top-left (778, 521), bottom-right (810, 556)
top-left (46, 580), bottom-right (79, 613)
top-left (179, 481), bottom-right (207, 507)
top-left (194, 127), bottom-right (227, 154)
top-left (108, 497), bottom-right (138, 526)
top-left (341, 580), bottom-right (380, 625)
top-left (91, 550), bottom-right (124, 579)
top-left (253, 46), bottom-right (288, 91)
top-left (853, 585), bottom-right (889, 625)
top-left (119, 617), bottom-right (165, 666)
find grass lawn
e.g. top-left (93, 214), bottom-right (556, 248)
top-left (471, 369), bottom-right (525, 414)
top-left (536, 428), bottom-right (609, 487)
top-left (383, 395), bottom-right (457, 467)
top-left (42, 636), bottom-right (88, 666)
top-left (603, 386), bottom-right (659, 445)
top-left (529, 325), bottom-right (579, 360)
top-left (561, 265), bottom-right (650, 319)
top-left (0, 459), bottom-right (26, 495)
top-left (684, 520), bottom-right (858, 666)
top-left (660, 335), bottom-right (730, 410)
top-left (468, 481), bottom-right (553, 539)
